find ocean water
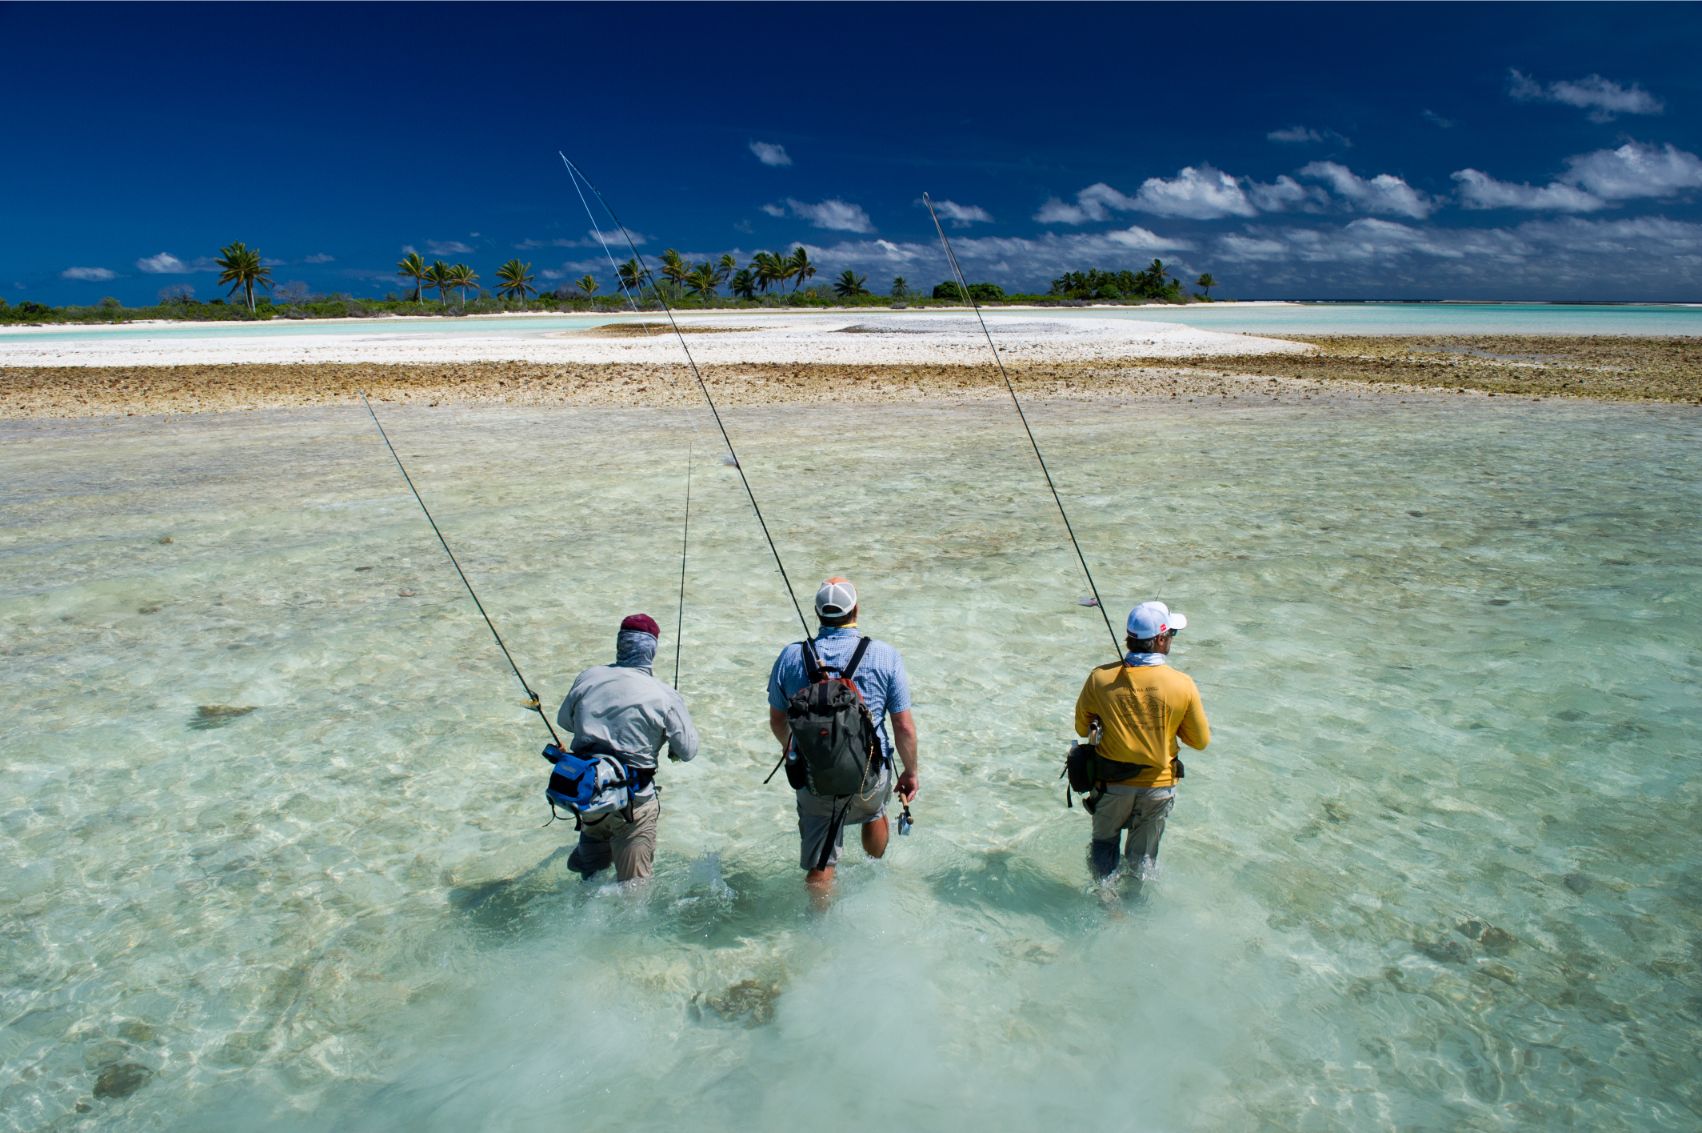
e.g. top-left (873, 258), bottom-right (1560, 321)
top-left (2, 396), bottom-right (1699, 1131)
top-left (3, 302), bottom-right (1700, 348)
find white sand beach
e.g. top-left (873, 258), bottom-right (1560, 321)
top-left (0, 311), bottom-right (1310, 369)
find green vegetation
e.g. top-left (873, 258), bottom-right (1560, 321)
top-left (1048, 260), bottom-right (1194, 303)
top-left (214, 242), bottom-right (273, 313)
top-left (5, 239), bottom-right (1224, 325)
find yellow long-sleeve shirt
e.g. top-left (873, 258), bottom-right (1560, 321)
top-left (1074, 661), bottom-right (1210, 788)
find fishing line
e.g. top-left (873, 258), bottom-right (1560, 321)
top-left (560, 152), bottom-right (813, 638)
top-left (922, 193), bottom-right (1124, 659)
top-left (561, 155), bottom-right (703, 686)
top-left (358, 391), bottom-right (564, 748)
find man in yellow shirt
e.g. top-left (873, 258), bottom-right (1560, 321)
top-left (1074, 601), bottom-right (1211, 885)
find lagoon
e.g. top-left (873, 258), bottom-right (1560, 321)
top-left (2, 395), bottom-right (1699, 1130)
top-left (3, 302), bottom-right (1700, 351)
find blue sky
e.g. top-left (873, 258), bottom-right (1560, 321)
top-left (5, 2), bottom-right (1700, 304)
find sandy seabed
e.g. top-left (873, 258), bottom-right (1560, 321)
top-left (0, 311), bottom-right (1696, 419)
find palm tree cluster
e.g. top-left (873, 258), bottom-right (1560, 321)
top-left (609, 246), bottom-right (822, 302)
top-left (396, 252), bottom-right (518, 310)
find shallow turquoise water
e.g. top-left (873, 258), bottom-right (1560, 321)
top-left (1067, 301), bottom-right (1702, 336)
top-left (2, 396), bottom-right (1699, 1130)
top-left (3, 302), bottom-right (1700, 346)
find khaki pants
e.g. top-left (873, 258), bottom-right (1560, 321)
top-left (571, 795), bottom-right (660, 883)
top-left (1090, 788), bottom-right (1175, 877)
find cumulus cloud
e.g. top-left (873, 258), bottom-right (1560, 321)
top-left (426, 240), bottom-right (473, 255)
top-left (926, 199), bottom-right (993, 226)
top-left (749, 140), bottom-right (792, 167)
top-left (1563, 141), bottom-right (1702, 200)
top-left (1508, 69), bottom-right (1663, 122)
top-left (1132, 166), bottom-right (1260, 219)
top-left (1452, 142), bottom-right (1702, 213)
top-left (1038, 171), bottom-right (1327, 225)
top-left (303, 252), bottom-right (335, 264)
top-left (1298, 162), bottom-right (1435, 218)
top-left (767, 198), bottom-right (875, 233)
top-left (137, 252), bottom-right (189, 274)
top-left (1452, 169), bottom-right (1604, 212)
top-left (62, 266), bottom-right (116, 281)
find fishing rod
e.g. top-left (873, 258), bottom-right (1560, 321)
top-left (560, 154), bottom-right (701, 687)
top-left (922, 193), bottom-right (1124, 660)
top-left (358, 391), bottom-right (564, 748)
top-left (560, 152), bottom-right (813, 639)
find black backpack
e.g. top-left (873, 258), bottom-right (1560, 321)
top-left (785, 637), bottom-right (880, 797)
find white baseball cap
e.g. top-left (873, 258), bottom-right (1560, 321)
top-left (815, 576), bottom-right (858, 618)
top-left (1127, 601), bottom-right (1187, 639)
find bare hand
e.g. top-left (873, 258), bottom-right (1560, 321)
top-left (895, 770), bottom-right (919, 803)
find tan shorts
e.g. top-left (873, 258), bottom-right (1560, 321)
top-left (796, 764), bottom-right (891, 871)
top-left (573, 794), bottom-right (660, 883)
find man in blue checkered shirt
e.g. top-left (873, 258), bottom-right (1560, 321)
top-left (767, 576), bottom-right (920, 895)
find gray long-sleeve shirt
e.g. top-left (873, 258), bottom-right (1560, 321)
top-left (556, 660), bottom-right (698, 798)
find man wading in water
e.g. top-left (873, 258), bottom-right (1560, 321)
top-left (557, 613), bottom-right (699, 884)
top-left (767, 577), bottom-right (919, 899)
top-left (1074, 601), bottom-right (1210, 891)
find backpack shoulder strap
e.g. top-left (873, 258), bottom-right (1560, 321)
top-left (798, 639), bottom-right (823, 683)
top-left (840, 636), bottom-right (874, 682)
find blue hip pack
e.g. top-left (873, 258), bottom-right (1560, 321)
top-left (542, 743), bottom-right (647, 822)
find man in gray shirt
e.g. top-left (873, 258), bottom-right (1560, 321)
top-left (557, 613), bottom-right (698, 884)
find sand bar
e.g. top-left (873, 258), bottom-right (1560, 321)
top-left (2, 312), bottom-right (1696, 418)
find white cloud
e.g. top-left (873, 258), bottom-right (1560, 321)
top-left (519, 229), bottom-right (649, 251)
top-left (1106, 225), bottom-right (1195, 252)
top-left (1508, 69), bottom-right (1663, 122)
top-left (1298, 162), bottom-right (1435, 218)
top-left (1563, 141), bottom-right (1702, 200)
top-left (1422, 109), bottom-right (1454, 129)
top-left (61, 266), bottom-right (116, 281)
top-left (1248, 174), bottom-right (1329, 213)
top-left (137, 252), bottom-right (188, 274)
top-left (749, 140), bottom-right (792, 167)
top-left (927, 199), bottom-right (993, 226)
top-left (772, 197), bottom-right (875, 233)
top-left (1452, 169), bottom-right (1604, 212)
top-left (1268, 125), bottom-right (1323, 144)
top-left (1451, 142), bottom-right (1702, 214)
top-left (1037, 171), bottom-right (1326, 225)
top-left (303, 252), bottom-right (335, 264)
top-left (1138, 166), bottom-right (1269, 219)
top-left (426, 240), bottom-right (473, 255)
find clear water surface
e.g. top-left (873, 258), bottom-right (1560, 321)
top-left (3, 302), bottom-right (1700, 346)
top-left (2, 395), bottom-right (1699, 1131)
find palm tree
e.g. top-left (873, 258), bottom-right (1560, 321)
top-left (716, 253), bottom-right (736, 286)
top-left (446, 263), bottom-right (478, 309)
top-left (215, 242), bottom-right (274, 314)
top-left (397, 251), bottom-right (429, 304)
top-left (659, 249), bottom-right (689, 289)
top-left (788, 246), bottom-right (816, 291)
top-left (577, 274), bottom-right (600, 300)
top-left (685, 262), bottom-right (719, 299)
top-left (1195, 272), bottom-right (1216, 299)
top-left (751, 251), bottom-right (784, 293)
top-left (495, 259), bottom-right (537, 304)
top-left (426, 260), bottom-right (453, 307)
top-left (731, 268), bottom-right (756, 300)
top-left (616, 257), bottom-right (649, 297)
top-left (833, 270), bottom-right (870, 299)
top-left (891, 276), bottom-right (908, 299)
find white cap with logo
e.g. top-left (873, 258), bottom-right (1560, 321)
top-left (1127, 600), bottom-right (1188, 639)
top-left (815, 576), bottom-right (858, 618)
